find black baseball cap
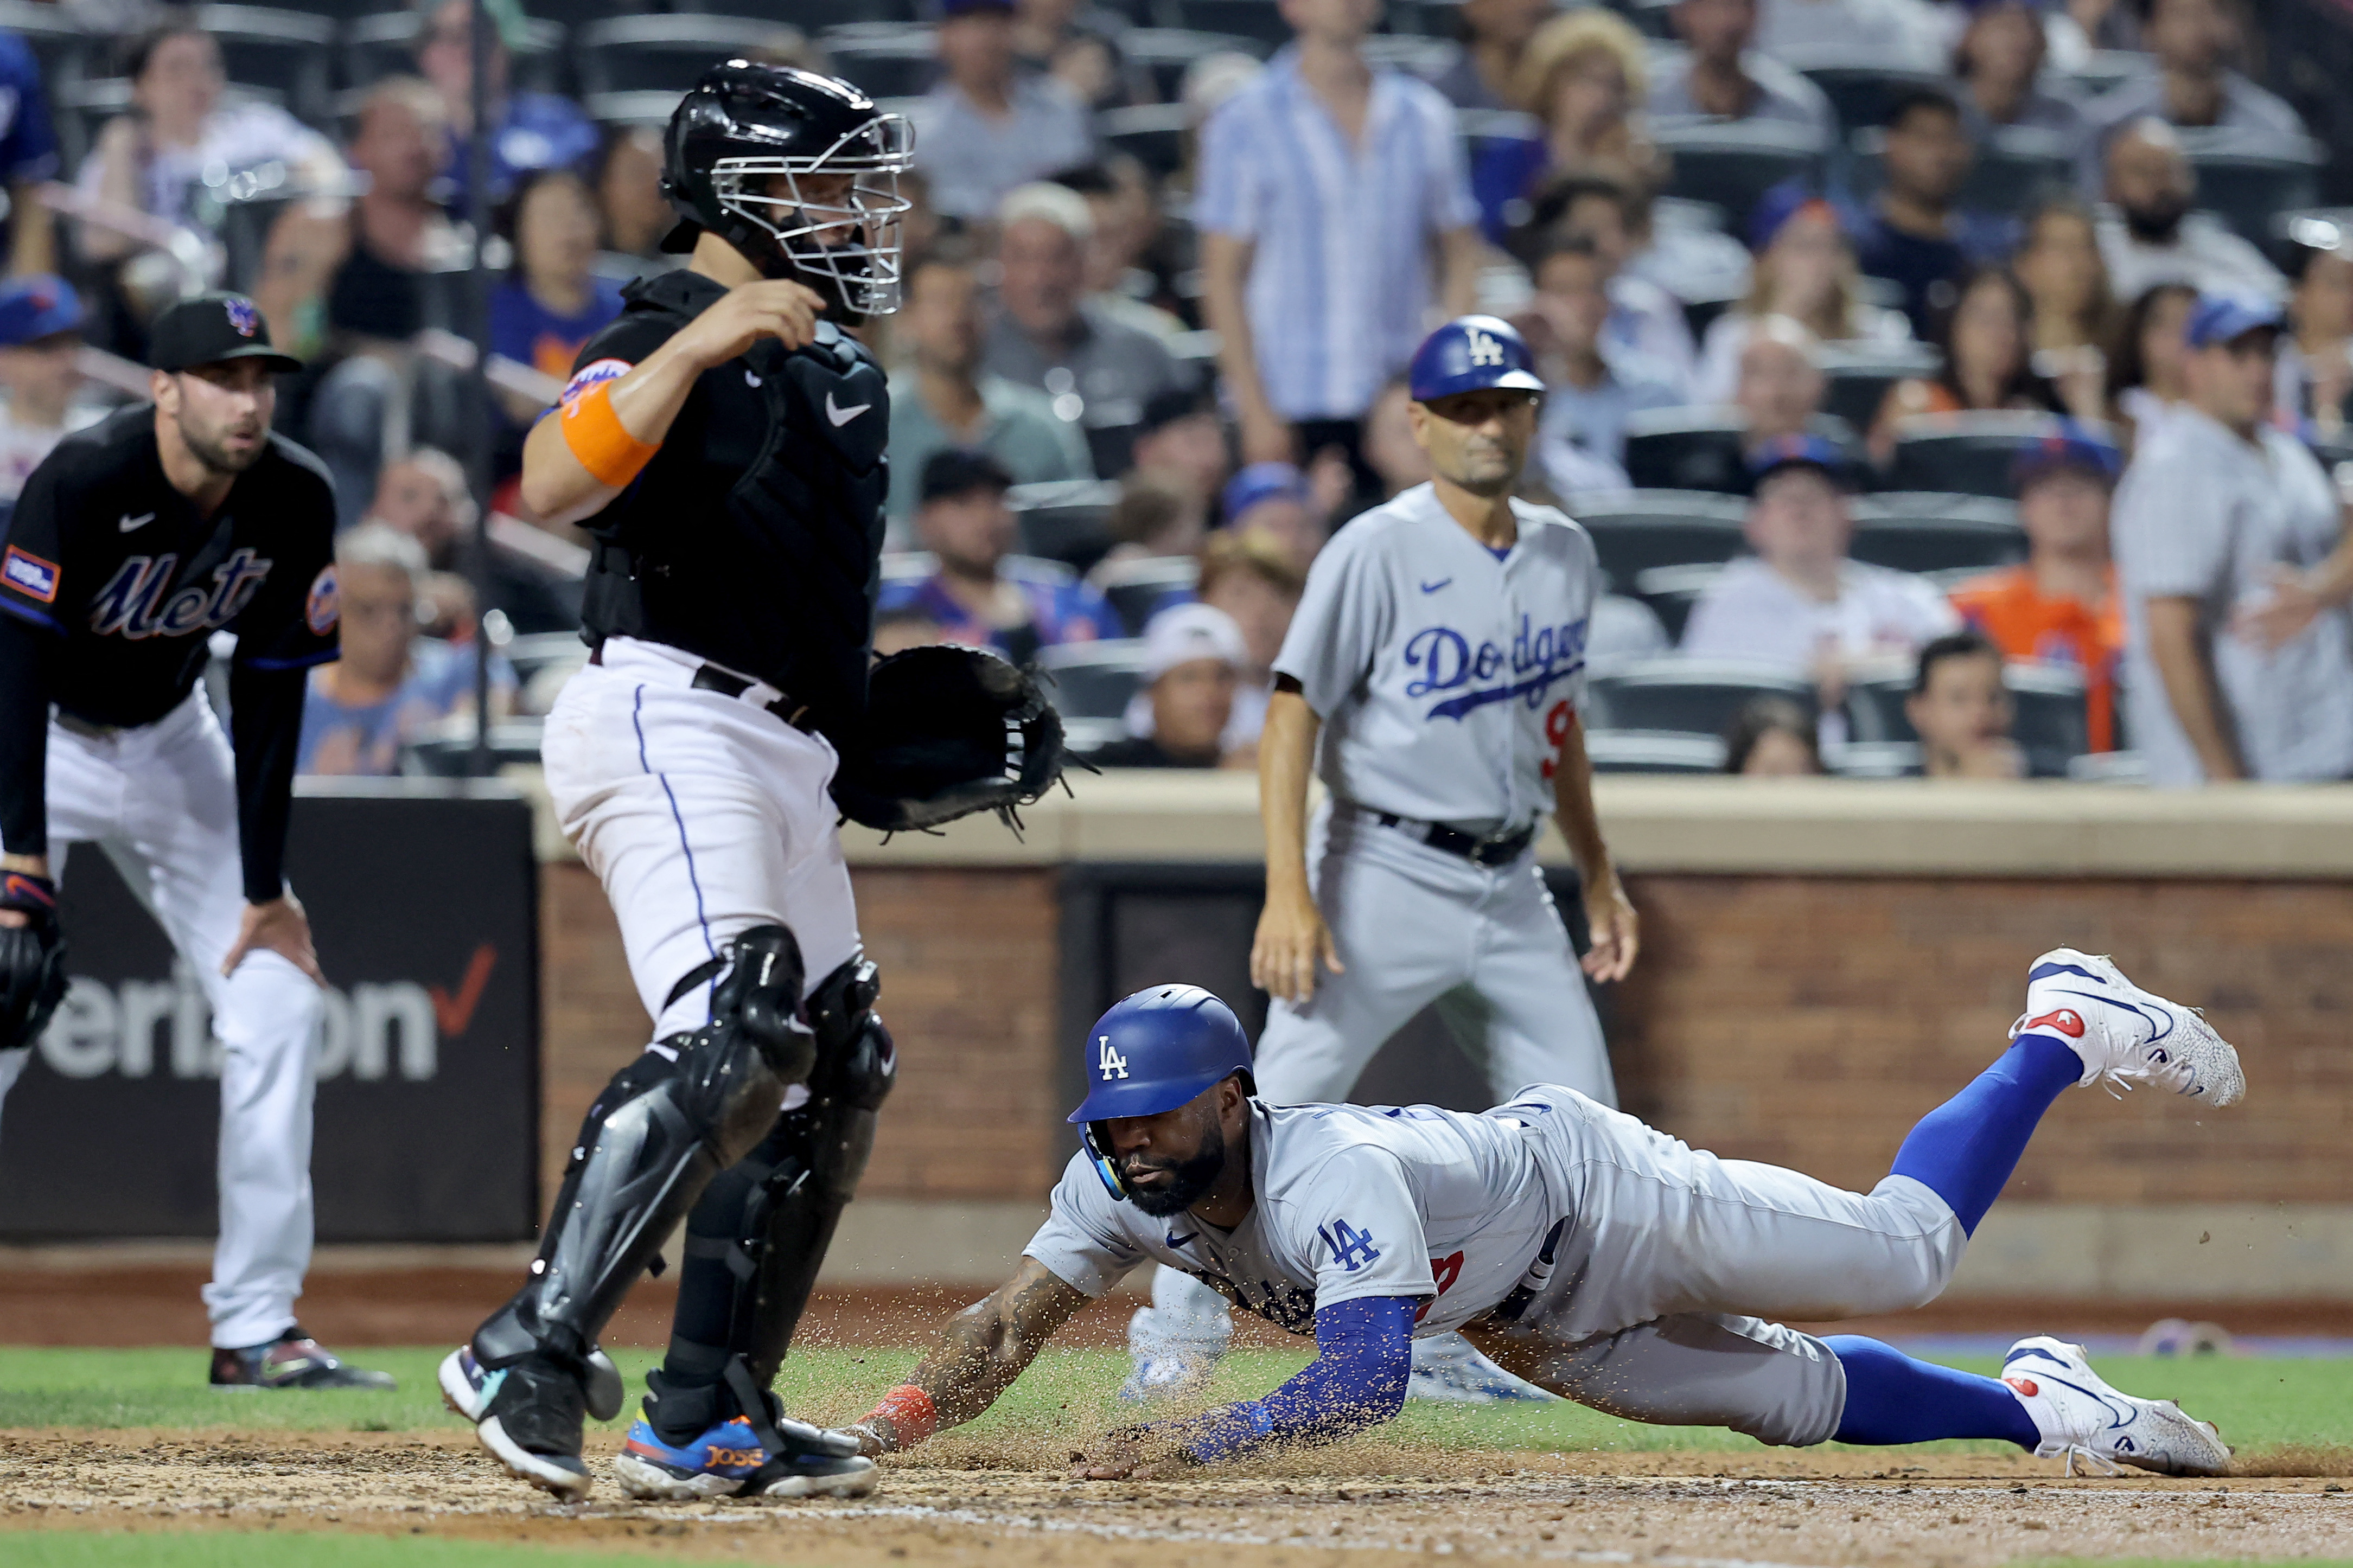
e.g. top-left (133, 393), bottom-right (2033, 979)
top-left (150, 292), bottom-right (302, 374)
top-left (920, 448), bottom-right (1013, 504)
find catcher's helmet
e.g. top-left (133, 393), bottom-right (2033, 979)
top-left (1068, 985), bottom-right (1252, 1200)
top-left (661, 60), bottom-right (915, 319)
top-left (1408, 313), bottom-right (1546, 402)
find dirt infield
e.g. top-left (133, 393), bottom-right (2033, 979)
top-left (5, 1428), bottom-right (2351, 1567)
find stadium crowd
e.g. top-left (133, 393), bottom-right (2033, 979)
top-left (0, 0), bottom-right (2345, 784)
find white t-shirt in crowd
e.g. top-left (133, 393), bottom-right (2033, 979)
top-left (1679, 554), bottom-right (1960, 667)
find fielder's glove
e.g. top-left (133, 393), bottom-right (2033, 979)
top-left (0, 871), bottom-right (67, 1053)
top-left (830, 645), bottom-right (1071, 834)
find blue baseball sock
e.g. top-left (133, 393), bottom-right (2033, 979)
top-left (1828, 1335), bottom-right (2040, 1448)
top-left (1887, 1034), bottom-right (2082, 1234)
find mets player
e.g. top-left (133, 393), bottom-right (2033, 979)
top-left (849, 963), bottom-right (2240, 1479)
top-left (436, 63), bottom-right (911, 1501)
top-left (0, 293), bottom-right (391, 1390)
top-left (1126, 315), bottom-right (1635, 1403)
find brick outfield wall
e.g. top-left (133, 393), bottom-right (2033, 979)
top-left (541, 865), bottom-right (2353, 1215)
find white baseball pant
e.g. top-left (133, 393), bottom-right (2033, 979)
top-left (0, 690), bottom-right (325, 1349)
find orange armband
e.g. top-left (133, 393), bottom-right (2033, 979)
top-left (560, 380), bottom-right (660, 488)
top-left (867, 1383), bottom-right (939, 1448)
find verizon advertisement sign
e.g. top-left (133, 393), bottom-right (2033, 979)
top-left (0, 783), bottom-right (539, 1242)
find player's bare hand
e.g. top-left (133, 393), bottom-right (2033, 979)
top-left (1580, 869), bottom-right (1639, 983)
top-left (221, 893), bottom-right (326, 985)
top-left (1252, 886), bottom-right (1343, 1004)
top-left (671, 278), bottom-right (828, 368)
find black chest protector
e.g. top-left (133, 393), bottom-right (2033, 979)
top-left (580, 270), bottom-right (889, 745)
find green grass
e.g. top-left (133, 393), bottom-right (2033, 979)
top-left (3, 1534), bottom-right (685, 1568)
top-left (2, 1345), bottom-right (2349, 1460)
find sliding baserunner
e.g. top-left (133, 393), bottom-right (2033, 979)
top-left (845, 951), bottom-right (2239, 1477)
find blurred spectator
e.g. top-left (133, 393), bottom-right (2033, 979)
top-left (888, 247), bottom-right (1092, 524)
top-left (297, 524), bottom-right (514, 777)
top-left (2084, 0), bottom-right (2309, 163)
top-left (591, 127), bottom-right (676, 274)
top-left (1362, 376), bottom-right (1432, 498)
top-left (2059, 0), bottom-right (2144, 52)
top-left (490, 170), bottom-right (623, 423)
top-left (1196, 0), bottom-right (1481, 485)
top-left (0, 276), bottom-right (98, 502)
top-left (984, 183), bottom-right (1191, 438)
top-left (1056, 158), bottom-right (1188, 341)
top-left (414, 0), bottom-right (596, 211)
top-left (0, 29), bottom-right (52, 278)
top-left (1221, 462), bottom-right (1327, 572)
top-left (1534, 173), bottom-right (1697, 391)
top-left (1093, 475), bottom-right (1206, 577)
top-left (1013, 0), bottom-right (1140, 109)
top-left (1755, 0), bottom-right (1946, 67)
top-left (883, 450), bottom-right (1117, 662)
top-left (1723, 695), bottom-right (1825, 773)
top-left (1693, 192), bottom-right (1910, 404)
top-left (1197, 527), bottom-right (1307, 746)
top-left (1850, 87), bottom-right (2010, 337)
top-left (2275, 238), bottom-right (2353, 439)
top-left (1591, 593), bottom-right (1673, 660)
top-left (911, 0), bottom-right (1095, 223)
top-left (1430, 0), bottom-right (1558, 112)
top-left (366, 446), bottom-right (581, 636)
top-left (1871, 268), bottom-right (2061, 458)
top-left (1518, 232), bottom-right (1681, 493)
top-left (1733, 316), bottom-right (1863, 458)
top-left (1095, 603), bottom-right (1251, 768)
top-left (2013, 198), bottom-right (2116, 423)
top-left (2106, 279), bottom-right (2196, 442)
top-left (77, 14), bottom-right (339, 262)
top-left (1470, 9), bottom-right (1656, 245)
top-left (873, 605), bottom-right (948, 657)
top-left (2113, 293), bottom-right (2353, 784)
top-left (1128, 384), bottom-right (1230, 523)
top-left (2096, 118), bottom-right (2285, 304)
top-left (1648, 0), bottom-right (1835, 143)
top-left (1950, 426), bottom-right (2125, 749)
top-left (1953, 0), bottom-right (2090, 151)
top-left (1905, 630), bottom-right (2023, 778)
top-left (1681, 435), bottom-right (1959, 699)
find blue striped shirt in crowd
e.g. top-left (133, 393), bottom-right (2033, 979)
top-left (1191, 47), bottom-right (1478, 423)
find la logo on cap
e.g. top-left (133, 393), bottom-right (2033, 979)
top-left (225, 298), bottom-right (259, 338)
top-left (1467, 330), bottom-right (1503, 367)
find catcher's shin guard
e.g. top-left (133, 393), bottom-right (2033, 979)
top-left (472, 926), bottom-right (817, 1373)
top-left (651, 955), bottom-right (896, 1436)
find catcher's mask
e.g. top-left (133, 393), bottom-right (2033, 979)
top-left (661, 60), bottom-right (915, 321)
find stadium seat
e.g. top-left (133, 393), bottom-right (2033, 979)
top-left (2177, 136), bottom-right (2323, 245)
top-left (1170, 0), bottom-right (1293, 45)
top-left (824, 27), bottom-right (938, 100)
top-left (584, 91), bottom-right (685, 131)
top-left (1620, 410), bottom-right (1750, 494)
top-left (1582, 732), bottom-right (1730, 773)
top-left (1627, 563), bottom-right (1724, 643)
top-left (1121, 29), bottom-right (1269, 100)
top-left (1846, 493), bottom-right (2026, 575)
top-left (1816, 340), bottom-right (1941, 431)
top-left (405, 721), bottom-right (547, 778)
top-left (1061, 716), bottom-right (1132, 758)
top-left (703, 0), bottom-right (921, 25)
top-left (1100, 103), bottom-right (1189, 177)
top-left (1564, 490), bottom-right (1749, 587)
top-left (1583, 657), bottom-right (1816, 740)
top-left (1095, 555), bottom-right (1199, 637)
top-left (1844, 660), bottom-right (2090, 776)
top-left (1038, 639), bottom-right (1147, 721)
top-left (577, 16), bottom-right (793, 98)
top-left (1783, 53), bottom-right (1949, 136)
top-left (347, 10), bottom-right (567, 94)
top-left (1885, 411), bottom-right (2079, 500)
top-left (1649, 122), bottom-right (1826, 236)
top-left (1009, 479), bottom-right (1120, 572)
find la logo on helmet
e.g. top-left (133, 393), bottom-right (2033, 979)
top-left (1467, 330), bottom-right (1504, 367)
top-left (1096, 1035), bottom-right (1129, 1081)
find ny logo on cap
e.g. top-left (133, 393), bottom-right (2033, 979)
top-left (225, 298), bottom-right (259, 338)
top-left (1466, 330), bottom-right (1504, 367)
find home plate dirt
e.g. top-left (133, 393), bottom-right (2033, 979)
top-left (5, 1430), bottom-right (2352, 1566)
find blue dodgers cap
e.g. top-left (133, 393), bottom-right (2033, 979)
top-left (0, 274), bottom-right (82, 346)
top-left (1407, 313), bottom-right (1546, 403)
top-left (2012, 420), bottom-right (2122, 488)
top-left (1067, 984), bottom-right (1253, 1124)
top-left (2184, 292), bottom-right (2284, 349)
top-left (1746, 432), bottom-right (1854, 488)
top-left (1220, 460), bottom-right (1306, 524)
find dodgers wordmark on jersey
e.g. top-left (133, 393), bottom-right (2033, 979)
top-left (1026, 1100), bottom-right (1557, 1338)
top-left (1272, 484), bottom-right (1599, 831)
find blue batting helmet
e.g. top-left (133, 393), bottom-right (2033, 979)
top-left (1067, 984), bottom-right (1252, 1125)
top-left (1407, 315), bottom-right (1545, 403)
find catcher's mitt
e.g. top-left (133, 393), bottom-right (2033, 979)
top-left (0, 871), bottom-right (67, 1053)
top-left (830, 644), bottom-right (1071, 834)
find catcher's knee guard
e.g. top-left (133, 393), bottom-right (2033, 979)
top-left (653, 953), bottom-right (896, 1422)
top-left (474, 925), bottom-right (817, 1372)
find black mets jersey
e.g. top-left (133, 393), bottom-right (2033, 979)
top-left (0, 402), bottom-right (340, 725)
top-left (564, 268), bottom-right (890, 744)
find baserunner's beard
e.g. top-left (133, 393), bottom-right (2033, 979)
top-left (1121, 1123), bottom-right (1228, 1217)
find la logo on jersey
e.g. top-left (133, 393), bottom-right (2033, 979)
top-left (1318, 1219), bottom-right (1381, 1272)
top-left (1466, 330), bottom-right (1504, 367)
top-left (1096, 1035), bottom-right (1128, 1081)
top-left (89, 548), bottom-right (273, 639)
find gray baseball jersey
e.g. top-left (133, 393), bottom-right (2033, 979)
top-left (1025, 1099), bottom-right (1557, 1337)
top-left (1271, 484), bottom-right (1600, 830)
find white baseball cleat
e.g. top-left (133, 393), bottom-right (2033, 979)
top-left (2001, 1335), bottom-right (2231, 1477)
top-left (2011, 948), bottom-right (2244, 1107)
